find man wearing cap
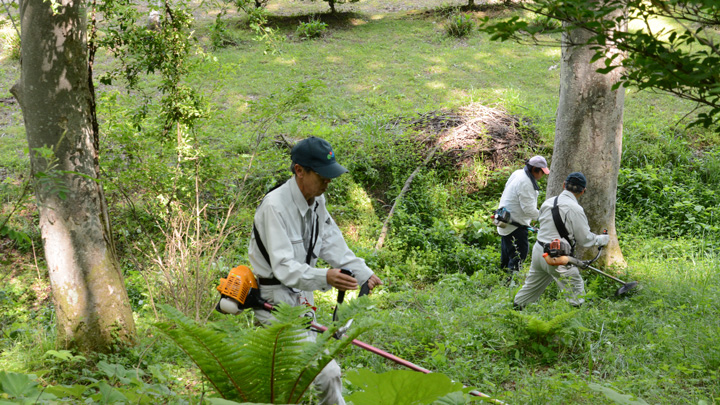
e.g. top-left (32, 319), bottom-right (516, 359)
top-left (495, 156), bottom-right (550, 274)
top-left (513, 172), bottom-right (610, 308)
top-left (249, 136), bottom-right (383, 405)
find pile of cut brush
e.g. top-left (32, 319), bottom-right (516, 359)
top-left (403, 102), bottom-right (542, 170)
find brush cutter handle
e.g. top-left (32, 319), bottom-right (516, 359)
top-left (308, 320), bottom-right (505, 404)
top-left (333, 269), bottom-right (354, 322)
top-left (359, 280), bottom-right (370, 296)
top-left (581, 229), bottom-right (608, 266)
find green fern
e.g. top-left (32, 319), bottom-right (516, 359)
top-left (156, 300), bottom-right (375, 403)
top-left (503, 310), bottom-right (580, 363)
top-left (505, 309), bottom-right (578, 339)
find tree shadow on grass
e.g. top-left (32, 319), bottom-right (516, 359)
top-left (264, 11), bottom-right (368, 31)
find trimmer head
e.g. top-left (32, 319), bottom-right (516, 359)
top-left (615, 281), bottom-right (639, 297)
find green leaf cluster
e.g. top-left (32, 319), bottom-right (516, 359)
top-left (502, 309), bottom-right (580, 364)
top-left (155, 300), bottom-right (376, 403)
top-left (345, 368), bottom-right (477, 404)
top-left (479, 0), bottom-right (720, 131)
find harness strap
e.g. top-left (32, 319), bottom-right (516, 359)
top-left (253, 197), bottom-right (320, 285)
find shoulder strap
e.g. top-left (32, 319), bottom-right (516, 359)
top-left (252, 180), bottom-right (287, 267)
top-left (551, 196), bottom-right (574, 253)
top-left (253, 224), bottom-right (272, 266)
top-left (253, 197), bottom-right (319, 268)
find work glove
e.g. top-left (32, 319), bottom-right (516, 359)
top-left (596, 234), bottom-right (610, 247)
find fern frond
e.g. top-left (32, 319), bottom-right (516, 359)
top-left (156, 305), bottom-right (252, 402)
top-left (286, 318), bottom-right (374, 403)
top-left (283, 297), bottom-right (380, 403)
top-left (156, 300), bottom-right (376, 404)
top-left (236, 303), bottom-right (324, 403)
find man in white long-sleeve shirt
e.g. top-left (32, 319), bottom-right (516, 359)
top-left (496, 156), bottom-right (549, 273)
top-left (513, 172), bottom-right (610, 308)
top-left (249, 136), bottom-right (382, 405)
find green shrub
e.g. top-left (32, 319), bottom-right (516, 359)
top-left (525, 14), bottom-right (561, 33)
top-left (208, 11), bottom-right (238, 49)
top-left (445, 13), bottom-right (475, 38)
top-left (296, 18), bottom-right (328, 40)
top-left (244, 5), bottom-right (269, 27)
top-left (616, 164), bottom-right (720, 246)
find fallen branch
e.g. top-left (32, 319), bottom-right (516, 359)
top-left (375, 142), bottom-right (441, 251)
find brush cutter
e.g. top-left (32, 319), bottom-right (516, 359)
top-left (215, 265), bottom-right (504, 404)
top-left (542, 242), bottom-right (639, 297)
top-left (492, 208), bottom-right (538, 232)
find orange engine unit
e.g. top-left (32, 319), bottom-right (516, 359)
top-left (216, 265), bottom-right (258, 305)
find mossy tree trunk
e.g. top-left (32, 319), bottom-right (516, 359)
top-left (10, 0), bottom-right (136, 352)
top-left (548, 16), bottom-right (627, 267)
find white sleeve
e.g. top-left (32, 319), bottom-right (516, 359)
top-left (318, 214), bottom-right (374, 285)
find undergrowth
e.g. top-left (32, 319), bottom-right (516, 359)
top-left (0, 0), bottom-right (719, 403)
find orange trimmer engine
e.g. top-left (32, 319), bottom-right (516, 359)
top-left (542, 239), bottom-right (575, 266)
top-left (215, 265), bottom-right (266, 315)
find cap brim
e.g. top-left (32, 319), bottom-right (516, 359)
top-left (315, 162), bottom-right (348, 179)
top-left (541, 167), bottom-right (550, 174)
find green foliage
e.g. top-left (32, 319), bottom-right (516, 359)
top-left (235, 1), bottom-right (285, 54)
top-left (296, 18), bottom-right (328, 40)
top-left (616, 163), bottom-right (720, 245)
top-left (96, 0), bottom-right (206, 134)
top-left (155, 301), bottom-right (375, 403)
top-left (345, 369), bottom-right (474, 404)
top-left (503, 310), bottom-right (580, 364)
top-left (0, 178), bottom-right (32, 251)
top-left (479, 0), bottom-right (720, 131)
top-left (586, 383), bottom-right (649, 405)
top-left (209, 9), bottom-right (240, 50)
top-left (445, 13), bottom-right (475, 38)
top-left (0, 371), bottom-right (55, 402)
top-left (0, 362), bottom-right (181, 404)
top-left (524, 13), bottom-right (561, 34)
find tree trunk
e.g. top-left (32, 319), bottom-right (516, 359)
top-left (11, 0), bottom-right (136, 352)
top-left (548, 19), bottom-right (626, 267)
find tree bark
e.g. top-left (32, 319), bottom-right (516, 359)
top-left (11, 0), bottom-right (136, 352)
top-left (548, 18), bottom-right (627, 266)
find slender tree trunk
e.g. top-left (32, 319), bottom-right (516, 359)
top-left (548, 18), bottom-right (627, 266)
top-left (11, 0), bottom-right (136, 352)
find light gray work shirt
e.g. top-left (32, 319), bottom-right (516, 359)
top-left (248, 176), bottom-right (374, 292)
top-left (536, 190), bottom-right (606, 248)
top-left (497, 168), bottom-right (540, 236)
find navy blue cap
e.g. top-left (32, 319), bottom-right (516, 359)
top-left (566, 172), bottom-right (587, 188)
top-left (291, 137), bottom-right (348, 179)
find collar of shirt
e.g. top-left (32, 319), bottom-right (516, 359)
top-left (559, 189), bottom-right (578, 204)
top-left (289, 175), bottom-right (319, 216)
top-left (523, 166), bottom-right (540, 191)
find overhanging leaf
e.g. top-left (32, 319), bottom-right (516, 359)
top-left (587, 383), bottom-right (649, 405)
top-left (0, 371), bottom-right (40, 398)
top-left (346, 369), bottom-right (465, 405)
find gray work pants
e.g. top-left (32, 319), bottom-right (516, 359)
top-left (514, 242), bottom-right (586, 307)
top-left (254, 285), bottom-right (345, 405)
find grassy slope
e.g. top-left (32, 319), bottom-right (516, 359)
top-left (1, 1), bottom-right (718, 404)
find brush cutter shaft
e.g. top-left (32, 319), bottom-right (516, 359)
top-left (261, 301), bottom-right (503, 403)
top-left (565, 257), bottom-right (628, 285)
